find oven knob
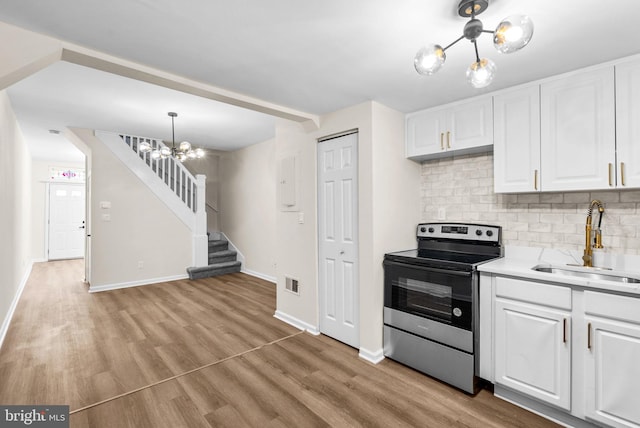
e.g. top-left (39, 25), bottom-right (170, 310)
top-left (420, 226), bottom-right (427, 233)
top-left (475, 229), bottom-right (483, 236)
top-left (453, 308), bottom-right (462, 317)
top-left (486, 230), bottom-right (493, 237)
top-left (428, 227), bottom-right (434, 233)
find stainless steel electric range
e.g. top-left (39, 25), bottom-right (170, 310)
top-left (383, 222), bottom-right (503, 394)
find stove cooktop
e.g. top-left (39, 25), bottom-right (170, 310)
top-left (384, 248), bottom-right (500, 270)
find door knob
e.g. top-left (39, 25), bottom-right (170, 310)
top-left (340, 250), bottom-right (345, 255)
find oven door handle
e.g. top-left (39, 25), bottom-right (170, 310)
top-left (384, 261), bottom-right (472, 277)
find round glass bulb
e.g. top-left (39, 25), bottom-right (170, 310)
top-left (194, 148), bottom-right (205, 158)
top-left (160, 147), bottom-right (172, 158)
top-left (177, 153), bottom-right (187, 162)
top-left (414, 44), bottom-right (446, 76)
top-left (187, 150), bottom-right (197, 159)
top-left (139, 141), bottom-right (152, 153)
top-left (466, 58), bottom-right (496, 88)
top-left (494, 15), bottom-right (534, 54)
top-left (179, 141), bottom-right (191, 152)
top-left (150, 150), bottom-right (162, 160)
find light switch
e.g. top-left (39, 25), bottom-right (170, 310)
top-left (298, 212), bottom-right (304, 224)
top-left (101, 213), bottom-right (111, 222)
top-left (100, 201), bottom-right (111, 209)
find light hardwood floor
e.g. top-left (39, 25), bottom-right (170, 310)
top-left (0, 260), bottom-right (559, 427)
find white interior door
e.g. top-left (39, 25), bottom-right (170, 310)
top-left (49, 183), bottom-right (86, 260)
top-left (318, 132), bottom-right (359, 348)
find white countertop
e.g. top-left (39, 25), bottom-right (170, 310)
top-left (478, 246), bottom-right (640, 296)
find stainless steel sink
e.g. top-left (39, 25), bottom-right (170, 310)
top-left (532, 265), bottom-right (640, 284)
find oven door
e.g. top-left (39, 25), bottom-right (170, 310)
top-left (383, 259), bottom-right (473, 331)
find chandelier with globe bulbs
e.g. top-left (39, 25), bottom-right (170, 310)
top-left (138, 112), bottom-right (205, 162)
top-left (414, 0), bottom-right (534, 88)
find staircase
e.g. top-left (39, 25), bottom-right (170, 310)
top-left (186, 237), bottom-right (241, 279)
top-left (95, 131), bottom-right (209, 268)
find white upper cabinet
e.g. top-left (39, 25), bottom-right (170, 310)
top-left (493, 85), bottom-right (541, 193)
top-left (406, 96), bottom-right (493, 161)
top-left (615, 58), bottom-right (640, 188)
top-left (406, 108), bottom-right (447, 158)
top-left (540, 67), bottom-right (616, 191)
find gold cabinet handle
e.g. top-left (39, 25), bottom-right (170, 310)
top-left (608, 163), bottom-right (613, 187)
top-left (563, 318), bottom-right (567, 343)
top-left (446, 131), bottom-right (451, 149)
top-left (440, 133), bottom-right (444, 150)
top-left (621, 162), bottom-right (626, 186)
top-left (587, 322), bottom-right (592, 350)
top-left (534, 170), bottom-right (538, 191)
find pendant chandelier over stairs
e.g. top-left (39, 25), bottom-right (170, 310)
top-left (139, 112), bottom-right (205, 162)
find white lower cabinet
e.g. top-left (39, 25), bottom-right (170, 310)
top-left (486, 275), bottom-right (640, 427)
top-left (495, 299), bottom-right (571, 410)
top-left (494, 277), bottom-right (572, 411)
top-left (584, 291), bottom-right (640, 428)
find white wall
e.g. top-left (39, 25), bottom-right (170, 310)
top-left (0, 91), bottom-right (33, 344)
top-left (274, 101), bottom-right (421, 354)
top-left (184, 153), bottom-right (221, 233)
top-left (274, 120), bottom-right (318, 330)
top-left (367, 102), bottom-right (421, 352)
top-left (30, 159), bottom-right (85, 261)
top-left (220, 138), bottom-right (277, 280)
top-left (0, 22), bottom-right (61, 91)
top-left (69, 128), bottom-right (192, 289)
top-left (421, 152), bottom-right (640, 255)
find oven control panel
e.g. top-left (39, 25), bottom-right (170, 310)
top-left (417, 223), bottom-right (501, 243)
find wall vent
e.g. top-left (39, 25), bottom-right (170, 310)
top-left (285, 276), bottom-right (300, 295)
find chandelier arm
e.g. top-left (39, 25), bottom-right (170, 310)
top-left (443, 35), bottom-right (465, 51)
top-left (481, 30), bottom-right (494, 34)
top-left (473, 39), bottom-right (481, 63)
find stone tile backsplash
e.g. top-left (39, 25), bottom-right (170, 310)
top-left (420, 152), bottom-right (640, 255)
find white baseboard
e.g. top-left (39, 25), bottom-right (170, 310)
top-left (494, 385), bottom-right (591, 428)
top-left (242, 268), bottom-right (276, 283)
top-left (0, 260), bottom-right (34, 351)
top-left (274, 310), bottom-right (320, 335)
top-left (358, 347), bottom-right (385, 364)
top-left (89, 274), bottom-right (189, 293)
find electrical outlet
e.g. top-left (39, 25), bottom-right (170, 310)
top-left (437, 207), bottom-right (446, 220)
top-left (137, 261), bottom-right (144, 269)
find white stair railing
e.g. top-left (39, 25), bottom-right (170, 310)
top-left (121, 134), bottom-right (199, 213)
top-left (94, 130), bottom-right (208, 267)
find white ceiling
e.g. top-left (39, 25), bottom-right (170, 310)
top-left (2, 0), bottom-right (640, 162)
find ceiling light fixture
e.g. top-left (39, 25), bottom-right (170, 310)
top-left (414, 0), bottom-right (533, 88)
top-left (139, 112), bottom-right (205, 162)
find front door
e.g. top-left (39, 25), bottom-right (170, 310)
top-left (317, 131), bottom-right (359, 348)
top-left (48, 183), bottom-right (85, 260)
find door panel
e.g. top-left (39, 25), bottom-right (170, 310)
top-left (318, 132), bottom-right (359, 348)
top-left (585, 318), bottom-right (640, 427)
top-left (494, 298), bottom-right (571, 410)
top-left (540, 67), bottom-right (615, 190)
top-left (49, 183), bottom-right (86, 260)
top-left (616, 59), bottom-right (640, 188)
